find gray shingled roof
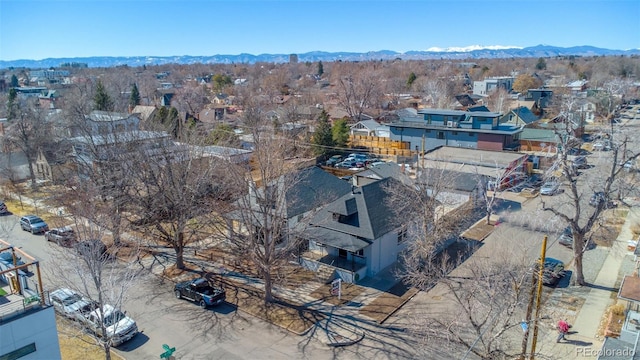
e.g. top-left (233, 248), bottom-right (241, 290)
top-left (284, 166), bottom-right (353, 218)
top-left (305, 178), bottom-right (401, 249)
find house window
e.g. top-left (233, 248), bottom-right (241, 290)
top-left (355, 249), bottom-right (364, 257)
top-left (437, 132), bottom-right (445, 140)
top-left (397, 228), bottom-right (407, 244)
top-left (468, 132), bottom-right (475, 137)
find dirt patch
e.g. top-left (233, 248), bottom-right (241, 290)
top-left (57, 316), bottom-right (124, 360)
top-left (219, 278), bottom-right (324, 334)
top-left (461, 219), bottom-right (496, 241)
top-left (592, 222), bottom-right (624, 247)
top-left (162, 263), bottom-right (204, 279)
top-left (309, 282), bottom-right (365, 306)
top-left (359, 285), bottom-right (419, 323)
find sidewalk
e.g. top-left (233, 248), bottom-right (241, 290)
top-left (537, 206), bottom-right (640, 359)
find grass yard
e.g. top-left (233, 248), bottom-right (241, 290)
top-left (57, 317), bottom-right (124, 360)
top-left (0, 288), bottom-right (7, 296)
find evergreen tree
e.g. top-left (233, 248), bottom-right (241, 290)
top-left (7, 88), bottom-right (18, 120)
top-left (10, 74), bottom-right (19, 88)
top-left (311, 110), bottom-right (334, 156)
top-left (407, 72), bottom-right (417, 88)
top-left (331, 118), bottom-right (350, 148)
top-left (317, 61), bottom-right (324, 76)
top-left (93, 80), bottom-right (114, 111)
top-left (129, 83), bottom-right (141, 108)
top-left (206, 123), bottom-right (240, 147)
top-left (536, 57), bottom-right (547, 70)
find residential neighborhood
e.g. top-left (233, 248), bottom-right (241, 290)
top-left (0, 53), bottom-right (640, 360)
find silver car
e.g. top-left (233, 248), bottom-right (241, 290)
top-left (50, 288), bottom-right (92, 319)
top-left (540, 181), bottom-right (560, 196)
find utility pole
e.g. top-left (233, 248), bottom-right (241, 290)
top-left (519, 271), bottom-right (537, 359)
top-left (530, 235), bottom-right (548, 360)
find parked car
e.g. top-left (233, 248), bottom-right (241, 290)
top-left (335, 160), bottom-right (357, 169)
top-left (0, 202), bottom-right (8, 214)
top-left (45, 226), bottom-right (76, 245)
top-left (76, 303), bottom-right (139, 346)
top-left (623, 160), bottom-right (636, 171)
top-left (533, 258), bottom-right (566, 287)
top-left (525, 174), bottom-right (544, 188)
top-left (75, 239), bottom-right (109, 260)
top-left (50, 288), bottom-right (92, 319)
top-left (557, 226), bottom-right (595, 250)
top-left (593, 140), bottom-right (611, 151)
top-left (589, 192), bottom-right (616, 208)
top-left (174, 277), bottom-right (226, 308)
top-left (325, 155), bottom-right (343, 167)
top-left (19, 215), bottom-right (49, 234)
top-left (572, 156), bottom-right (589, 169)
top-left (540, 180), bottom-right (561, 196)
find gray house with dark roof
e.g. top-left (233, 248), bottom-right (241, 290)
top-left (300, 178), bottom-right (407, 283)
top-left (226, 166), bottom-right (353, 242)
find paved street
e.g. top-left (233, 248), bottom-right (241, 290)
top-left (1, 214), bottom-right (420, 360)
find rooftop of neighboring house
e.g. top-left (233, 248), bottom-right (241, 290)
top-left (87, 110), bottom-right (137, 122)
top-left (417, 108), bottom-right (503, 117)
top-left (354, 162), bottom-right (412, 185)
top-left (423, 146), bottom-right (527, 171)
top-left (131, 105), bottom-right (157, 122)
top-left (502, 106), bottom-right (539, 125)
top-left (520, 128), bottom-right (560, 143)
top-left (70, 130), bottom-right (169, 146)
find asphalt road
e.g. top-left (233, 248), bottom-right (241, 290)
top-left (1, 216), bottom-right (337, 360)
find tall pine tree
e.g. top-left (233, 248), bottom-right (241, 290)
top-left (311, 110), bottom-right (334, 156)
top-left (331, 119), bottom-right (350, 148)
top-left (129, 83), bottom-right (141, 108)
top-left (93, 80), bottom-right (114, 111)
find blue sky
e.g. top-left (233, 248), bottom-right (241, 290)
top-left (1, 0), bottom-right (639, 61)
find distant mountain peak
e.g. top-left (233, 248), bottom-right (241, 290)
top-left (424, 45), bottom-right (523, 53)
top-left (1, 45), bottom-right (638, 69)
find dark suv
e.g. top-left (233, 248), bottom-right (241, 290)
top-left (589, 192), bottom-right (615, 208)
top-left (20, 215), bottom-right (49, 234)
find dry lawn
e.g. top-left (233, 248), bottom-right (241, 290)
top-left (359, 283), bottom-right (419, 323)
top-left (57, 317), bottom-right (124, 360)
top-left (219, 278), bottom-right (324, 334)
top-left (592, 210), bottom-right (627, 247)
top-left (309, 282), bottom-right (364, 306)
top-left (460, 219), bottom-right (497, 241)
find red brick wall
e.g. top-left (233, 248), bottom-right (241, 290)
top-left (477, 133), bottom-right (504, 151)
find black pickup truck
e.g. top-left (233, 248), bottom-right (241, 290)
top-left (174, 278), bottom-right (226, 308)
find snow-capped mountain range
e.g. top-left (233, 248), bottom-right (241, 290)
top-left (1, 45), bottom-right (638, 69)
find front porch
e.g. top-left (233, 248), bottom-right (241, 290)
top-left (300, 251), bottom-right (367, 284)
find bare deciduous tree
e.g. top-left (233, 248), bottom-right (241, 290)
top-left (223, 107), bottom-right (306, 303)
top-left (541, 94), bottom-right (640, 285)
top-left (46, 218), bottom-right (141, 360)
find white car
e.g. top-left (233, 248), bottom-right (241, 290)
top-left (540, 181), bottom-right (561, 196)
top-left (50, 288), bottom-right (92, 319)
